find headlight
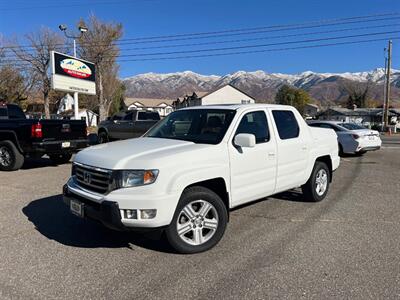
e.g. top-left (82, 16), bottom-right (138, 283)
top-left (118, 170), bottom-right (159, 188)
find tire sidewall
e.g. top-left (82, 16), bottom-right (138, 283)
top-left (309, 162), bottom-right (330, 202)
top-left (98, 132), bottom-right (109, 144)
top-left (166, 187), bottom-right (228, 254)
top-left (0, 141), bottom-right (23, 171)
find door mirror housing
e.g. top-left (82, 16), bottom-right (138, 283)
top-left (234, 133), bottom-right (256, 148)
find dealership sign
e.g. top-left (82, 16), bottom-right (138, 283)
top-left (50, 51), bottom-right (96, 95)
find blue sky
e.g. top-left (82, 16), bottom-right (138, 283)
top-left (1, 0), bottom-right (399, 77)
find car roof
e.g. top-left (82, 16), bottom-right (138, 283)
top-left (179, 103), bottom-right (294, 112)
top-left (308, 120), bottom-right (343, 125)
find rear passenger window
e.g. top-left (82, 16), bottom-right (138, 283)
top-left (272, 110), bottom-right (299, 140)
top-left (235, 111), bottom-right (269, 144)
top-left (0, 107), bottom-right (7, 119)
top-left (7, 105), bottom-right (25, 119)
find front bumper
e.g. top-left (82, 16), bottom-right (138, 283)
top-left (32, 139), bottom-right (88, 154)
top-left (63, 178), bottom-right (180, 231)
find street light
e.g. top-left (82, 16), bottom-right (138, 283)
top-left (58, 24), bottom-right (88, 57)
top-left (58, 24), bottom-right (88, 120)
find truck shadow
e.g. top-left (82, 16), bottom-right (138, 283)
top-left (21, 158), bottom-right (61, 170)
top-left (22, 194), bottom-right (174, 253)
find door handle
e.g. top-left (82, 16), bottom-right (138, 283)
top-left (268, 152), bottom-right (275, 157)
top-left (302, 145), bottom-right (308, 150)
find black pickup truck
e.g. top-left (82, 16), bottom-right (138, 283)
top-left (0, 103), bottom-right (88, 171)
top-left (97, 110), bottom-right (160, 143)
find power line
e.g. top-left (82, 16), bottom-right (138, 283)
top-left (2, 13), bottom-right (400, 50)
top-left (115, 37), bottom-right (400, 62)
top-left (3, 22), bottom-right (399, 58)
top-left (3, 29), bottom-right (397, 62)
top-left (2, 36), bottom-right (399, 66)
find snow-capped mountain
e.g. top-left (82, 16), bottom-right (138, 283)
top-left (123, 69), bottom-right (400, 104)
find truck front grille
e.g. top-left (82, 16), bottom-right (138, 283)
top-left (75, 164), bottom-right (112, 194)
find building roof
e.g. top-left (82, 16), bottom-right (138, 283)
top-left (124, 98), bottom-right (174, 108)
top-left (179, 103), bottom-right (293, 111)
top-left (182, 84), bottom-right (256, 101)
top-left (319, 107), bottom-right (400, 117)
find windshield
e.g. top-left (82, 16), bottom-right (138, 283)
top-left (144, 109), bottom-right (236, 144)
top-left (340, 123), bottom-right (366, 130)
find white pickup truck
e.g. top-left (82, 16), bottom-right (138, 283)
top-left (63, 104), bottom-right (340, 253)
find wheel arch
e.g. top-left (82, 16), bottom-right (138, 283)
top-left (314, 155), bottom-right (333, 182)
top-left (184, 177), bottom-right (230, 219)
top-left (0, 131), bottom-right (23, 153)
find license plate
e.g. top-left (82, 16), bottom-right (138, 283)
top-left (62, 141), bottom-right (71, 148)
top-left (70, 199), bottom-right (84, 217)
top-left (368, 136), bottom-right (375, 140)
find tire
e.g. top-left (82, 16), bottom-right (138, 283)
top-left (49, 153), bottom-right (72, 165)
top-left (165, 186), bottom-right (228, 254)
top-left (0, 140), bottom-right (24, 171)
top-left (98, 131), bottom-right (109, 144)
top-left (338, 143), bottom-right (344, 156)
top-left (301, 161), bottom-right (330, 202)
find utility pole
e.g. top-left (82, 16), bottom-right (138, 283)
top-left (381, 54), bottom-right (387, 132)
top-left (384, 40), bottom-right (392, 129)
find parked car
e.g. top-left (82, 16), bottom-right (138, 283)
top-left (97, 110), bottom-right (160, 143)
top-left (0, 103), bottom-right (88, 171)
top-left (63, 104), bottom-right (340, 253)
top-left (308, 121), bottom-right (381, 155)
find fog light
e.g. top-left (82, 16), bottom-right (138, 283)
top-left (124, 209), bottom-right (137, 219)
top-left (140, 209), bottom-right (157, 219)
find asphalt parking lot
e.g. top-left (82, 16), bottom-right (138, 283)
top-left (0, 136), bottom-right (399, 299)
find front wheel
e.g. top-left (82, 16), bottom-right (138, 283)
top-left (301, 161), bottom-right (330, 202)
top-left (98, 131), bottom-right (109, 144)
top-left (165, 187), bottom-right (228, 254)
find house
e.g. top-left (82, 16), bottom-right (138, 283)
top-left (173, 84), bottom-right (256, 109)
top-left (124, 98), bottom-right (174, 117)
top-left (57, 94), bottom-right (98, 126)
top-left (317, 106), bottom-right (400, 125)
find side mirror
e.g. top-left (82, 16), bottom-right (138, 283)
top-left (234, 133), bottom-right (256, 148)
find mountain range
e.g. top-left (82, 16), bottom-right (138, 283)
top-left (123, 69), bottom-right (400, 106)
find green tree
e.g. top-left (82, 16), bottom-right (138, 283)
top-left (0, 65), bottom-right (29, 103)
top-left (275, 85), bottom-right (311, 114)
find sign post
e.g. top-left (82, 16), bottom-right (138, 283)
top-left (50, 51), bottom-right (96, 120)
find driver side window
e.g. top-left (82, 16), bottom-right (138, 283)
top-left (235, 111), bottom-right (269, 144)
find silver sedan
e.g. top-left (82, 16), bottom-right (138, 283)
top-left (308, 121), bottom-right (382, 155)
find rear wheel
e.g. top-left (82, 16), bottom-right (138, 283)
top-left (98, 131), bottom-right (109, 144)
top-left (338, 143), bottom-right (344, 156)
top-left (0, 140), bottom-right (24, 171)
top-left (301, 161), bottom-right (330, 202)
top-left (49, 153), bottom-right (72, 165)
top-left (165, 186), bottom-right (228, 254)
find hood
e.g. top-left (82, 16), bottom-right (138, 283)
top-left (74, 137), bottom-right (200, 169)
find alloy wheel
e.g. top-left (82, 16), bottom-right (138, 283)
top-left (0, 146), bottom-right (11, 167)
top-left (315, 169), bottom-right (328, 196)
top-left (176, 200), bottom-right (219, 246)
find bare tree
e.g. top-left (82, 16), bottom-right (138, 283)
top-left (341, 81), bottom-right (371, 109)
top-left (11, 27), bottom-right (65, 118)
top-left (77, 15), bottom-right (123, 121)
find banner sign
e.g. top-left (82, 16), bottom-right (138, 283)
top-left (50, 51), bottom-right (96, 95)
